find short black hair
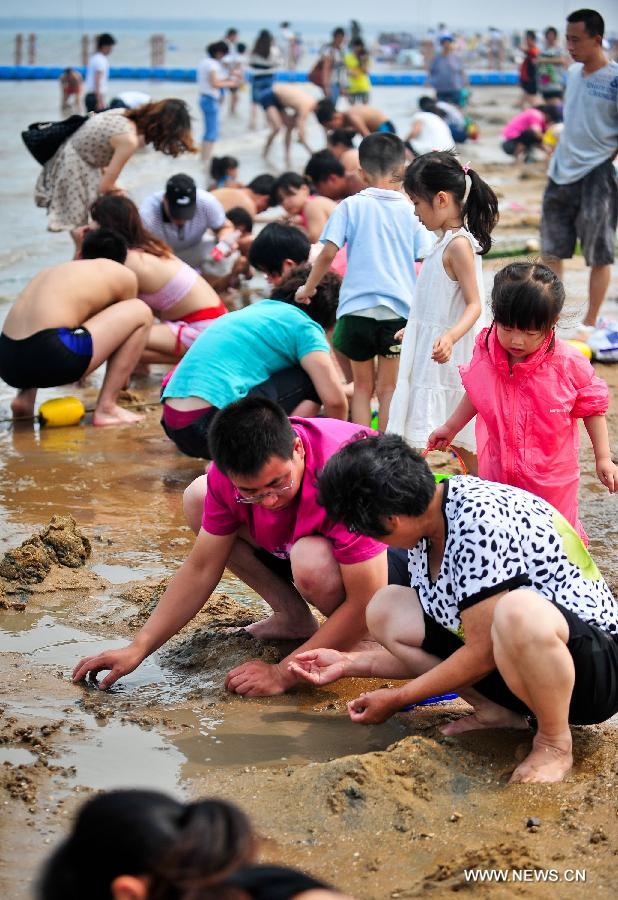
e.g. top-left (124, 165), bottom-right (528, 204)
top-left (359, 132), bottom-right (405, 176)
top-left (96, 33), bottom-right (116, 49)
top-left (525, 30), bottom-right (537, 42)
top-left (567, 8), bottom-right (604, 38)
top-left (327, 129), bottom-right (355, 149)
top-left (316, 98), bottom-right (337, 126)
top-left (209, 397), bottom-right (296, 477)
top-left (226, 206), bottom-right (253, 233)
top-left (208, 41), bottom-right (229, 57)
top-left (248, 222), bottom-right (310, 274)
top-left (545, 26), bottom-right (558, 39)
top-left (271, 264), bottom-right (340, 330)
top-left (491, 261), bottom-right (565, 333)
top-left (237, 42), bottom-right (247, 53)
top-left (332, 27), bottom-right (345, 39)
top-left (304, 150), bottom-right (344, 184)
top-left (317, 434), bottom-right (436, 539)
top-left (81, 227), bottom-right (128, 264)
top-left (247, 173), bottom-right (276, 199)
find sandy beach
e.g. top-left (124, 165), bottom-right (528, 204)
top-left (0, 80), bottom-right (617, 898)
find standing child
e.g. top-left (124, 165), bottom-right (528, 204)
top-left (387, 151), bottom-right (498, 471)
top-left (296, 133), bottom-right (433, 429)
top-left (428, 262), bottom-right (616, 542)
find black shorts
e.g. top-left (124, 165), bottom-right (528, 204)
top-left (0, 327), bottom-right (93, 390)
top-left (162, 365), bottom-right (321, 459)
top-left (421, 604), bottom-right (618, 726)
top-left (255, 545), bottom-right (411, 586)
top-left (541, 158), bottom-right (618, 267)
top-left (332, 314), bottom-right (406, 361)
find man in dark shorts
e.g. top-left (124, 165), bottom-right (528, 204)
top-left (289, 434), bottom-right (618, 785)
top-left (0, 258), bottom-right (152, 426)
top-left (540, 9), bottom-right (618, 330)
top-left (73, 398), bottom-right (410, 697)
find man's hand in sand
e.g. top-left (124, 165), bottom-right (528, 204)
top-left (294, 283), bottom-right (316, 305)
top-left (225, 659), bottom-right (291, 697)
top-left (347, 687), bottom-right (401, 725)
top-left (288, 648), bottom-right (350, 686)
top-left (72, 645), bottom-right (144, 690)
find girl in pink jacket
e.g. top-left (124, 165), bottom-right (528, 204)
top-left (428, 262), bottom-right (617, 542)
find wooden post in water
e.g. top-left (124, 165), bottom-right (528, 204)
top-left (81, 35), bottom-right (89, 66)
top-left (27, 33), bottom-right (36, 65)
top-left (150, 34), bottom-right (165, 67)
top-left (15, 33), bottom-right (23, 66)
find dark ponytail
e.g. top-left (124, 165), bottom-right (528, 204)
top-left (38, 791), bottom-right (255, 900)
top-left (404, 150), bottom-right (499, 254)
top-left (149, 799), bottom-right (255, 900)
top-left (210, 155), bottom-right (239, 182)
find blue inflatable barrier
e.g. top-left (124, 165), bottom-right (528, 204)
top-left (0, 66), bottom-right (519, 86)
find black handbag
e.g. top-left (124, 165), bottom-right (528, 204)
top-left (21, 114), bottom-right (89, 165)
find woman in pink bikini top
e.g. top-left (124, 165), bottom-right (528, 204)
top-left (272, 172), bottom-right (337, 242)
top-left (89, 195), bottom-right (227, 363)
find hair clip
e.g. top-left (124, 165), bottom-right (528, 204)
top-left (462, 161), bottom-right (471, 174)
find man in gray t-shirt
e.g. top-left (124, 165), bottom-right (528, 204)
top-left (139, 173), bottom-right (233, 272)
top-left (540, 9), bottom-right (618, 330)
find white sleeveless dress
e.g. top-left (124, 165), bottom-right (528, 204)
top-left (387, 227), bottom-right (485, 452)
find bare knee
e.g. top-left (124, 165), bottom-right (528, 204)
top-left (183, 473), bottom-right (208, 534)
top-left (290, 537), bottom-right (341, 604)
top-left (492, 590), bottom-right (567, 650)
top-left (366, 585), bottom-right (421, 643)
top-left (137, 303), bottom-right (154, 327)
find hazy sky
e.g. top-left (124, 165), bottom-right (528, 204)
top-left (1, 0), bottom-right (617, 31)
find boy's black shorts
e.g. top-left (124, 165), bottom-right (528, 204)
top-left (332, 314), bottom-right (406, 361)
top-left (421, 603), bottom-right (618, 726)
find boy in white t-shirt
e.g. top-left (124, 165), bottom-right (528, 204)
top-left (296, 133), bottom-right (433, 429)
top-left (85, 32), bottom-right (116, 113)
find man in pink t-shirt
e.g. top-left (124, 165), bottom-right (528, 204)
top-left (73, 398), bottom-right (408, 697)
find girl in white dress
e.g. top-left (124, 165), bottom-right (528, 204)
top-left (387, 151), bottom-right (498, 471)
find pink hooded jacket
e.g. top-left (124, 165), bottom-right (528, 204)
top-left (459, 326), bottom-right (609, 542)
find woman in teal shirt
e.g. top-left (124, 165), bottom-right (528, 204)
top-left (161, 267), bottom-right (348, 458)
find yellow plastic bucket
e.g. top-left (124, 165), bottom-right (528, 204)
top-left (38, 397), bottom-right (86, 427)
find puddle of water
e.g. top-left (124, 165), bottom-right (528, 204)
top-left (0, 611), bottom-right (411, 780)
top-left (92, 563), bottom-right (156, 584)
top-left (168, 701), bottom-right (409, 774)
top-left (0, 614), bottom-right (169, 693)
top-left (0, 748), bottom-right (37, 766)
top-left (55, 712), bottom-right (186, 794)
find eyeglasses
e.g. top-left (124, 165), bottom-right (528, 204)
top-left (234, 473), bottom-right (295, 505)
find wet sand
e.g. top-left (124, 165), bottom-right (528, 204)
top-left (1, 83), bottom-right (617, 897)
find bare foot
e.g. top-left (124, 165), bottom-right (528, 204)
top-left (245, 612), bottom-right (319, 641)
top-left (11, 389), bottom-right (37, 419)
top-left (441, 703), bottom-right (529, 736)
top-left (93, 404), bottom-right (144, 426)
top-left (509, 732), bottom-right (573, 784)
